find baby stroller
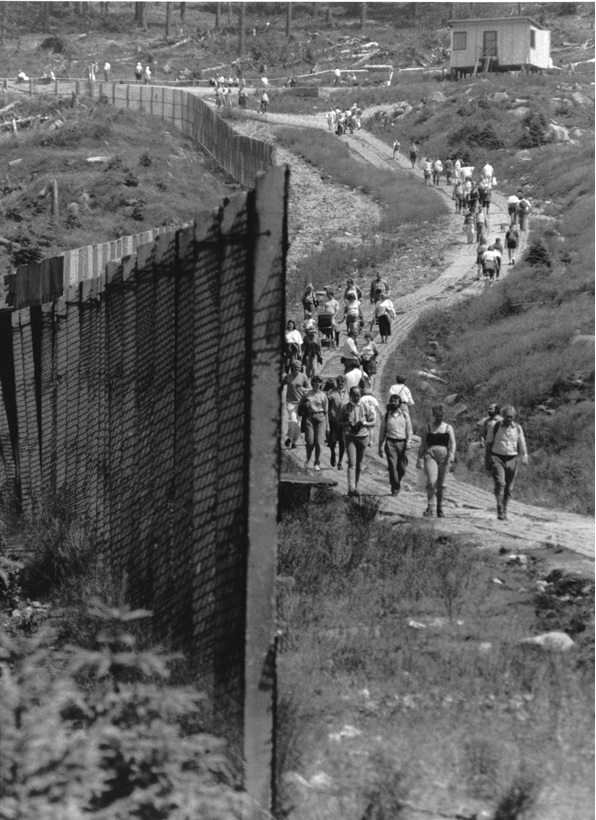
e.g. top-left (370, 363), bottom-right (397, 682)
top-left (317, 313), bottom-right (335, 349)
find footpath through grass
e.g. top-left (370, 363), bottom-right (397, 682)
top-left (276, 493), bottom-right (595, 820)
top-left (275, 126), bottom-right (449, 305)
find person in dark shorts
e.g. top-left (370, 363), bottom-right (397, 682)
top-left (505, 224), bottom-right (519, 265)
top-left (416, 405), bottom-right (456, 518)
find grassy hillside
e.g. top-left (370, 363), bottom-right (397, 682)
top-left (0, 93), bottom-right (233, 275)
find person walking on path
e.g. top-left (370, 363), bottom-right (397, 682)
top-left (409, 140), bottom-right (419, 169)
top-left (518, 195), bottom-right (531, 232)
top-left (463, 208), bottom-right (475, 244)
top-left (341, 328), bottom-right (361, 370)
top-left (284, 320), bottom-right (303, 373)
top-left (324, 288), bottom-right (341, 346)
top-left (370, 271), bottom-right (388, 303)
top-left (493, 238), bottom-right (504, 279)
top-left (388, 375), bottom-right (415, 416)
top-left (432, 157), bottom-right (443, 186)
top-left (260, 90), bottom-right (269, 113)
top-left (477, 403), bottom-right (503, 445)
top-left (453, 180), bottom-right (465, 214)
top-left (483, 185), bottom-right (492, 215)
top-left (344, 278), bottom-right (363, 302)
top-left (475, 207), bottom-right (488, 243)
top-left (505, 224), bottom-right (519, 265)
top-left (135, 62), bottom-right (143, 82)
top-left (374, 294), bottom-right (396, 343)
top-left (392, 139), bottom-right (401, 159)
top-left (378, 394), bottom-right (412, 496)
top-left (481, 161), bottom-right (494, 187)
top-left (143, 65), bottom-right (152, 85)
top-left (507, 192), bottom-right (520, 226)
top-left (327, 375), bottom-right (347, 469)
top-left (344, 291), bottom-right (363, 335)
top-left (302, 283), bottom-right (319, 319)
top-left (301, 375), bottom-right (329, 472)
top-left (337, 386), bottom-right (376, 496)
top-left (422, 157), bottom-right (432, 186)
top-left (302, 328), bottom-right (323, 380)
top-left (453, 157), bottom-right (462, 183)
top-left (103, 61), bottom-right (111, 82)
top-left (482, 244), bottom-right (498, 288)
top-left (360, 383), bottom-right (381, 447)
top-left (283, 361), bottom-right (310, 449)
top-left (476, 239), bottom-right (488, 280)
top-left (417, 404), bottom-right (456, 518)
top-left (360, 332), bottom-right (379, 388)
top-left (485, 405), bottom-right (528, 521)
top-left (444, 157), bottom-right (453, 185)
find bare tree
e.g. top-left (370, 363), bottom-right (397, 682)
top-left (135, 1), bottom-right (147, 28)
top-left (286, 1), bottom-right (292, 37)
top-left (165, 1), bottom-right (171, 37)
top-left (0, 2), bottom-right (6, 44)
top-left (360, 2), bottom-right (367, 28)
top-left (215, 1), bottom-right (221, 29)
top-left (238, 2), bottom-right (245, 55)
top-left (179, 2), bottom-right (185, 21)
top-left (38, 1), bottom-right (51, 30)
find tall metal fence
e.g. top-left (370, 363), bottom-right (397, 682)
top-left (0, 166), bottom-right (288, 815)
top-left (2, 79), bottom-right (276, 189)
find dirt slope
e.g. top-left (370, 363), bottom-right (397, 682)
top-left (224, 105), bottom-right (595, 576)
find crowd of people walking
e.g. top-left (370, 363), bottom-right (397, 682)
top-left (282, 142), bottom-right (529, 519)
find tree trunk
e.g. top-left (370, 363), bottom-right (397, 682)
top-left (326, 6), bottom-right (333, 25)
top-left (165, 1), bottom-right (171, 37)
top-left (215, 1), bottom-right (221, 28)
top-left (227, 2), bottom-right (232, 25)
top-left (286, 2), bottom-right (292, 37)
top-left (312, 2), bottom-right (317, 18)
top-left (0, 3), bottom-right (6, 44)
top-left (179, 2), bottom-right (185, 21)
top-left (238, 2), bottom-right (245, 55)
top-left (39, 1), bottom-right (51, 30)
top-left (360, 2), bottom-right (366, 28)
top-left (51, 180), bottom-right (59, 223)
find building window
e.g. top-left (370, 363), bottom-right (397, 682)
top-left (453, 31), bottom-right (467, 51)
top-left (483, 30), bottom-right (498, 58)
top-left (530, 29), bottom-right (536, 48)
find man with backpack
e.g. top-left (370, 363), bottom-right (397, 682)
top-left (518, 194), bottom-right (531, 231)
top-left (378, 394), bottom-right (412, 496)
top-left (485, 405), bottom-right (528, 521)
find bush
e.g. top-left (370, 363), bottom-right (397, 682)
top-left (524, 239), bottom-right (552, 269)
top-left (518, 110), bottom-right (549, 148)
top-left (448, 123), bottom-right (505, 150)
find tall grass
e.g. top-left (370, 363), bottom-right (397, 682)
top-left (277, 495), bottom-right (594, 818)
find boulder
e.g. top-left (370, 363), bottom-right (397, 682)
top-left (507, 106), bottom-right (530, 119)
top-left (491, 91), bottom-right (509, 102)
top-left (428, 90), bottom-right (447, 103)
top-left (519, 632), bottom-right (576, 652)
top-left (510, 98), bottom-right (529, 107)
top-left (571, 91), bottom-right (591, 105)
top-left (545, 122), bottom-right (571, 142)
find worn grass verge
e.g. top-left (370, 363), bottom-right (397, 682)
top-left (276, 494), bottom-right (595, 820)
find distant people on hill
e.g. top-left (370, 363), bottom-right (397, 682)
top-left (17, 70), bottom-right (29, 83)
top-left (238, 86), bottom-right (247, 109)
top-left (505, 224), bottom-right (519, 265)
top-left (432, 157), bottom-right (443, 186)
top-left (378, 394), bottom-right (412, 496)
top-left (417, 404), bottom-right (456, 518)
top-left (135, 62), bottom-right (143, 82)
top-left (482, 244), bottom-right (498, 287)
top-left (333, 67), bottom-right (341, 86)
top-left (143, 65), bottom-right (152, 84)
top-left (493, 238), bottom-right (504, 279)
top-left (481, 161), bottom-right (494, 187)
top-left (453, 157), bottom-right (462, 183)
top-left (485, 405), bottom-right (528, 521)
top-left (453, 180), bottom-right (465, 214)
top-left (392, 139), bottom-right (401, 159)
top-left (260, 90), bottom-right (269, 113)
top-left (422, 157), bottom-right (432, 186)
top-left (103, 61), bottom-right (111, 82)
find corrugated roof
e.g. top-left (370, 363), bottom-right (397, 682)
top-left (448, 16), bottom-right (548, 30)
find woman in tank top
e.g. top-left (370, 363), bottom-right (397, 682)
top-left (416, 404), bottom-right (456, 518)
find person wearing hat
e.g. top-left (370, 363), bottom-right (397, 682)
top-left (378, 394), bottom-right (412, 496)
top-left (485, 405), bottom-right (528, 521)
top-left (477, 403), bottom-right (502, 444)
top-left (301, 375), bottom-right (329, 472)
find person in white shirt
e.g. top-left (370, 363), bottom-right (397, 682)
top-left (103, 61), bottom-right (111, 82)
top-left (144, 65), bottom-right (152, 84)
top-left (374, 296), bottom-right (396, 343)
top-left (360, 384), bottom-right (381, 447)
top-left (378, 394), bottom-right (412, 495)
top-left (507, 193), bottom-right (520, 225)
top-left (432, 158), bottom-right (443, 186)
top-left (388, 375), bottom-right (414, 415)
top-left (481, 162), bottom-right (494, 186)
top-left (284, 320), bottom-right (303, 372)
top-left (485, 405), bottom-right (528, 521)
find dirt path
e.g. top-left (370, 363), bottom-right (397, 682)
top-left (219, 105), bottom-right (595, 575)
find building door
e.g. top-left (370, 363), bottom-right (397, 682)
top-left (483, 30), bottom-right (498, 58)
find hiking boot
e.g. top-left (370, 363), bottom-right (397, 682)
top-left (284, 438), bottom-right (291, 448)
top-left (337, 462), bottom-right (343, 470)
top-left (437, 508), bottom-right (445, 518)
top-left (314, 464), bottom-right (321, 472)
top-left (291, 442), bottom-right (297, 449)
top-left (391, 488), bottom-right (400, 496)
top-left (497, 508), bottom-right (504, 520)
top-left (330, 452), bottom-right (336, 467)
top-left (348, 489), bottom-right (359, 497)
top-left (422, 507), bottom-right (433, 517)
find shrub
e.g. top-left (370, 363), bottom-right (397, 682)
top-left (524, 239), bottom-right (552, 268)
top-left (518, 110), bottom-right (548, 148)
top-left (448, 123), bottom-right (505, 150)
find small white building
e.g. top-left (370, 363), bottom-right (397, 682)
top-left (448, 16), bottom-right (551, 78)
